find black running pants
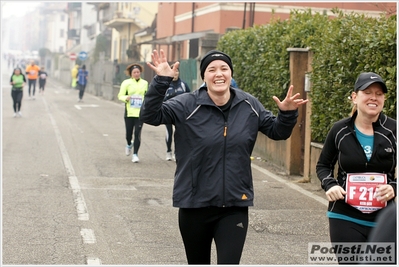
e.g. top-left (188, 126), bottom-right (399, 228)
top-left (124, 117), bottom-right (143, 154)
top-left (178, 206), bottom-right (248, 264)
top-left (28, 79), bottom-right (36, 96)
top-left (329, 218), bottom-right (373, 264)
top-left (11, 89), bottom-right (23, 112)
top-left (165, 124), bottom-right (173, 152)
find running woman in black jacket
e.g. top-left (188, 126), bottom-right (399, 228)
top-left (316, 72), bottom-right (396, 264)
top-left (141, 49), bottom-right (308, 264)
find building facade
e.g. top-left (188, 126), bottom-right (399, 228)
top-left (40, 2), bottom-right (68, 54)
top-left (153, 2), bottom-right (396, 62)
top-left (2, 2), bottom-right (395, 76)
top-left (103, 2), bottom-right (158, 64)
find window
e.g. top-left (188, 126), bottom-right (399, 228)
top-left (61, 15), bottom-right (65, 22)
top-left (113, 40), bottom-right (117, 60)
top-left (122, 39), bottom-right (127, 61)
top-left (60, 29), bottom-right (64, 38)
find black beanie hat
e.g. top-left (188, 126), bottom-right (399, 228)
top-left (200, 50), bottom-right (233, 80)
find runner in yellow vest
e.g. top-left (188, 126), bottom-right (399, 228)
top-left (71, 64), bottom-right (79, 89)
top-left (117, 63), bottom-right (148, 163)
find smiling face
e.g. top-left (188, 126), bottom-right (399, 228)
top-left (131, 67), bottom-right (141, 80)
top-left (203, 60), bottom-right (232, 96)
top-left (351, 83), bottom-right (385, 119)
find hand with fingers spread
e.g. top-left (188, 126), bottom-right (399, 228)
top-left (272, 85), bottom-right (309, 111)
top-left (147, 49), bottom-right (179, 78)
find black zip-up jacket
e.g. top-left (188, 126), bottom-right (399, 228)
top-left (316, 111), bottom-right (397, 222)
top-left (140, 75), bottom-right (298, 208)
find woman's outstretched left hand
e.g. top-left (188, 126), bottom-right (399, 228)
top-left (273, 85), bottom-right (308, 111)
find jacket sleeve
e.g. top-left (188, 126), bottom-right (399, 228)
top-left (118, 80), bottom-right (129, 102)
top-left (140, 75), bottom-right (173, 126)
top-left (388, 121), bottom-right (397, 196)
top-left (22, 74), bottom-right (26, 82)
top-left (316, 125), bottom-right (340, 191)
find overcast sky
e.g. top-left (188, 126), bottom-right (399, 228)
top-left (2, 1), bottom-right (41, 19)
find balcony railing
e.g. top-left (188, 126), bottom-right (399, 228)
top-left (85, 23), bottom-right (100, 39)
top-left (68, 29), bottom-right (80, 39)
top-left (67, 2), bottom-right (81, 10)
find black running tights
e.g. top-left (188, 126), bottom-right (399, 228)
top-left (178, 206), bottom-right (248, 264)
top-left (329, 218), bottom-right (373, 264)
top-left (28, 79), bottom-right (36, 96)
top-left (11, 90), bottom-right (23, 112)
top-left (124, 116), bottom-right (143, 154)
top-left (165, 124), bottom-right (173, 152)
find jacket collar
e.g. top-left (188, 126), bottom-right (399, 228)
top-left (349, 111), bottom-right (387, 129)
top-left (195, 87), bottom-right (248, 106)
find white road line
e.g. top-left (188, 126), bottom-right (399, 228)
top-left (69, 176), bottom-right (90, 220)
top-left (42, 97), bottom-right (90, 220)
top-left (251, 163), bottom-right (329, 206)
top-left (80, 228), bottom-right (96, 244)
top-left (42, 97), bottom-right (100, 264)
top-left (74, 104), bottom-right (99, 110)
top-left (87, 257), bottom-right (102, 265)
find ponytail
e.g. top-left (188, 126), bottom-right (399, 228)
top-left (350, 104), bottom-right (357, 116)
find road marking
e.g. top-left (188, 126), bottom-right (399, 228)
top-left (42, 97), bottom-right (90, 220)
top-left (74, 104), bottom-right (99, 110)
top-left (251, 163), bottom-right (328, 206)
top-left (42, 97), bottom-right (101, 263)
top-left (87, 257), bottom-right (102, 265)
top-left (69, 176), bottom-right (89, 220)
top-left (80, 228), bottom-right (96, 244)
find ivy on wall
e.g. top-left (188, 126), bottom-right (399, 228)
top-left (92, 34), bottom-right (109, 63)
top-left (217, 9), bottom-right (396, 143)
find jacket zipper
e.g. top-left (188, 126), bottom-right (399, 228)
top-left (222, 122), bottom-right (227, 207)
top-left (351, 128), bottom-right (370, 170)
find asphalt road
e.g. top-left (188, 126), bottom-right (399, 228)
top-left (2, 62), bottom-right (332, 266)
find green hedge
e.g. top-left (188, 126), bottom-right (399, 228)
top-left (217, 9), bottom-right (396, 143)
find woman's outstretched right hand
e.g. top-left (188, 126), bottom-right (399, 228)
top-left (147, 49), bottom-right (179, 78)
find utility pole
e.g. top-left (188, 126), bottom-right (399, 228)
top-left (249, 2), bottom-right (256, 27)
top-left (242, 2), bottom-right (247, 29)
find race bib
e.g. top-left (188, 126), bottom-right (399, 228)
top-left (129, 95), bottom-right (143, 108)
top-left (345, 173), bottom-right (387, 213)
top-left (40, 74), bottom-right (46, 79)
